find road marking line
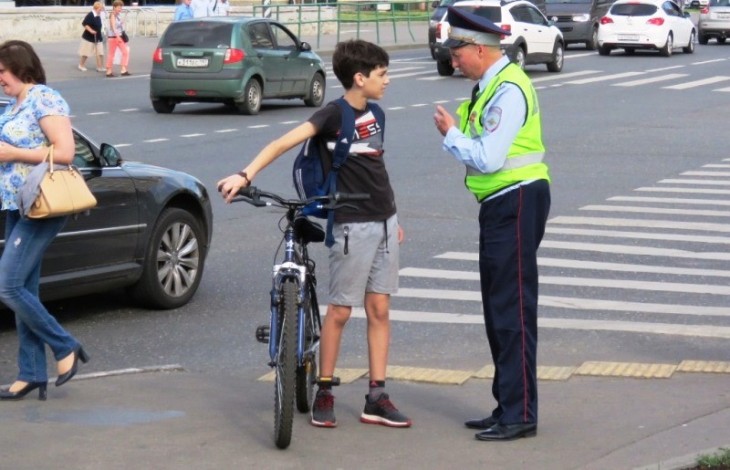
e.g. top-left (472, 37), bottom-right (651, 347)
top-left (565, 71), bottom-right (645, 84)
top-left (575, 361), bottom-right (676, 378)
top-left (683, 170), bottom-right (730, 176)
top-left (612, 73), bottom-right (688, 87)
top-left (645, 65), bottom-right (685, 72)
top-left (608, 195), bottom-right (730, 206)
top-left (215, 129), bottom-right (238, 133)
top-left (181, 133), bottom-right (205, 138)
top-left (580, 204), bottom-right (730, 217)
top-left (663, 75), bottom-right (730, 89)
top-left (541, 239), bottom-right (730, 261)
top-left (388, 70), bottom-right (435, 79)
top-left (88, 112), bottom-right (109, 116)
top-left (636, 187), bottom-right (730, 194)
top-left (350, 307), bottom-right (730, 338)
top-left (531, 70), bottom-right (601, 83)
top-left (548, 216), bottom-right (730, 233)
top-left (659, 178), bottom-right (730, 185)
top-left (143, 138), bottom-right (168, 143)
top-left (546, 227), bottom-right (730, 246)
top-left (691, 58), bottom-right (727, 65)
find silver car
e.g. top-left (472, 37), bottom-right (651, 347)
top-left (698, 0), bottom-right (730, 44)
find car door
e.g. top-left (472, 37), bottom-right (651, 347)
top-left (270, 22), bottom-right (310, 95)
top-left (39, 133), bottom-right (139, 279)
top-left (663, 0), bottom-right (691, 45)
top-left (247, 21), bottom-right (287, 96)
top-left (509, 4), bottom-right (550, 55)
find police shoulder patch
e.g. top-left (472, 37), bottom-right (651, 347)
top-left (484, 106), bottom-right (502, 133)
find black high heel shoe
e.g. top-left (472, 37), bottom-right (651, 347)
top-left (55, 346), bottom-right (90, 387)
top-left (0, 381), bottom-right (48, 401)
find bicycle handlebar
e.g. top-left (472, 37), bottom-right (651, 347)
top-left (232, 185), bottom-right (370, 211)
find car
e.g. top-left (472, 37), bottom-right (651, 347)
top-left (433, 0), bottom-right (565, 75)
top-left (149, 17), bottom-right (326, 115)
top-left (544, 0), bottom-right (614, 49)
top-left (698, 0), bottom-right (730, 44)
top-left (689, 0), bottom-right (709, 8)
top-left (597, 0), bottom-right (696, 56)
top-left (429, 0), bottom-right (468, 59)
top-left (0, 100), bottom-right (213, 310)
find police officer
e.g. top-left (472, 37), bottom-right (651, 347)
top-left (433, 7), bottom-right (551, 441)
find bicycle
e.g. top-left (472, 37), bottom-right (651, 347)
top-left (232, 185), bottom-right (368, 449)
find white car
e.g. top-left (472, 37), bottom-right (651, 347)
top-left (433, 0), bottom-right (565, 75)
top-left (597, 0), bottom-right (696, 56)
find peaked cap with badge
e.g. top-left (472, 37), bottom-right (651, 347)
top-left (443, 6), bottom-right (511, 48)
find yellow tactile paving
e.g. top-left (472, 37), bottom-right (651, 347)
top-left (387, 366), bottom-right (474, 385)
top-left (537, 366), bottom-right (576, 381)
top-left (677, 360), bottom-right (730, 374)
top-left (257, 368), bottom-right (368, 384)
top-left (574, 361), bottom-right (677, 379)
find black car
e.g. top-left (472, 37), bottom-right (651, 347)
top-left (0, 101), bottom-right (213, 310)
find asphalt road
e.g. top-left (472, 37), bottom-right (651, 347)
top-left (1, 42), bottom-right (729, 382)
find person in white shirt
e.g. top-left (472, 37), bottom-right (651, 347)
top-left (210, 0), bottom-right (230, 16)
top-left (190, 0), bottom-right (210, 18)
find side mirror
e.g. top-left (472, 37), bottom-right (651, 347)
top-left (683, 11), bottom-right (691, 17)
top-left (300, 41), bottom-right (312, 52)
top-left (100, 143), bottom-right (122, 167)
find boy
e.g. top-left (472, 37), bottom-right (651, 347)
top-left (217, 40), bottom-right (411, 429)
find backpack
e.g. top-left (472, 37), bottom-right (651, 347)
top-left (292, 98), bottom-right (384, 247)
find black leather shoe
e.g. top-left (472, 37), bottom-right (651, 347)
top-left (55, 345), bottom-right (90, 387)
top-left (464, 416), bottom-right (498, 430)
top-left (475, 423), bottom-right (537, 441)
top-left (0, 381), bottom-right (47, 401)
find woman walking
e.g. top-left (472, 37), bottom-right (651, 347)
top-left (106, 0), bottom-right (130, 77)
top-left (0, 40), bottom-right (89, 401)
top-left (78, 1), bottom-right (105, 72)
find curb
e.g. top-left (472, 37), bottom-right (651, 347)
top-left (634, 446), bottom-right (730, 470)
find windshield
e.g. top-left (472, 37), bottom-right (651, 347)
top-left (610, 3), bottom-right (658, 15)
top-left (161, 22), bottom-right (234, 48)
top-left (545, 0), bottom-right (592, 4)
top-left (456, 5), bottom-right (502, 22)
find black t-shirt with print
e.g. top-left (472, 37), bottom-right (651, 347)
top-left (307, 100), bottom-right (396, 223)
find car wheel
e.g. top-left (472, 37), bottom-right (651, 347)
top-left (237, 78), bottom-right (262, 115)
top-left (586, 27), bottom-right (598, 50)
top-left (129, 207), bottom-right (206, 310)
top-left (659, 33), bottom-right (673, 57)
top-left (683, 31), bottom-right (696, 53)
top-left (303, 73), bottom-right (325, 107)
top-left (430, 46), bottom-right (437, 60)
top-left (436, 59), bottom-right (454, 76)
top-left (546, 41), bottom-right (564, 72)
top-left (718, 37), bottom-right (726, 44)
top-left (152, 99), bottom-right (175, 114)
top-left (598, 44), bottom-right (612, 56)
top-left (511, 46), bottom-right (526, 69)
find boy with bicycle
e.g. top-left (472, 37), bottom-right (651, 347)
top-left (217, 40), bottom-right (411, 428)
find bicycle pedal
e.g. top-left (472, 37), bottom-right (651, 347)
top-left (255, 325), bottom-right (270, 344)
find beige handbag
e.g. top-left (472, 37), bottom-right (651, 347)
top-left (27, 145), bottom-right (97, 219)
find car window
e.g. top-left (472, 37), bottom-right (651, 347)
top-left (73, 133), bottom-right (98, 169)
top-left (458, 5), bottom-right (502, 22)
top-left (609, 2), bottom-right (658, 15)
top-left (270, 23), bottom-right (297, 50)
top-left (662, 1), bottom-right (681, 15)
top-left (248, 22), bottom-right (274, 49)
top-left (510, 5), bottom-right (530, 22)
top-left (525, 5), bottom-right (549, 24)
top-left (161, 22), bottom-right (233, 48)
top-left (709, 0), bottom-right (729, 5)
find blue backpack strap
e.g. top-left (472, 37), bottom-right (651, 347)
top-left (324, 97), bottom-right (356, 247)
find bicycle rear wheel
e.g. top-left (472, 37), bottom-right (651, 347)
top-left (274, 279), bottom-right (297, 449)
top-left (296, 286), bottom-right (319, 413)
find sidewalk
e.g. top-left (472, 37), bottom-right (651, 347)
top-left (0, 366), bottom-right (727, 469)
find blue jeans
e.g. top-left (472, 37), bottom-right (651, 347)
top-left (0, 210), bottom-right (78, 383)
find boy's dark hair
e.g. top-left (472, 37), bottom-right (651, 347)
top-left (332, 39), bottom-right (389, 90)
top-left (0, 40), bottom-right (46, 85)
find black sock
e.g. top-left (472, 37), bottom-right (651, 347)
top-left (318, 376), bottom-right (334, 391)
top-left (368, 380), bottom-right (385, 401)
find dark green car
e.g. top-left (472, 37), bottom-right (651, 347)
top-left (150, 17), bottom-right (326, 115)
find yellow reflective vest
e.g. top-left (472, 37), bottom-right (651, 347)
top-left (456, 62), bottom-right (550, 202)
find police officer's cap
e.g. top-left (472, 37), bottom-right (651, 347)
top-left (443, 6), bottom-right (511, 48)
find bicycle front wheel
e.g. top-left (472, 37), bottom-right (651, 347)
top-left (296, 290), bottom-right (319, 413)
top-left (273, 278), bottom-right (297, 449)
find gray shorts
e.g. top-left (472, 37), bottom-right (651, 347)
top-left (328, 214), bottom-right (399, 307)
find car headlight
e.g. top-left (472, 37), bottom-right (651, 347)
top-left (573, 13), bottom-right (590, 22)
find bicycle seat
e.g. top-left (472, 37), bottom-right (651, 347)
top-left (294, 216), bottom-right (325, 244)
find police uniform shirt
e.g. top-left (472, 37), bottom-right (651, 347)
top-left (442, 56), bottom-right (527, 174)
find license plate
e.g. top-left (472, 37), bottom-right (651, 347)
top-left (618, 35), bottom-right (639, 41)
top-left (176, 58), bottom-right (209, 68)
top-left (717, 12), bottom-right (730, 19)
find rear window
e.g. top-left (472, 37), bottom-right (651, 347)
top-left (709, 0), bottom-right (730, 6)
top-left (457, 6), bottom-right (502, 22)
top-left (610, 3), bottom-right (658, 15)
top-left (161, 22), bottom-right (234, 48)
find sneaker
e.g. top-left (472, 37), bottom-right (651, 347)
top-left (360, 393), bottom-right (412, 428)
top-left (77, 65), bottom-right (87, 72)
top-left (311, 389), bottom-right (336, 428)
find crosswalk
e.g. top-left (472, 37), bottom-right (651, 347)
top-left (353, 158), bottom-right (730, 340)
top-left (328, 57), bottom-right (730, 92)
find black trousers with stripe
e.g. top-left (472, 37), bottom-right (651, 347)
top-left (478, 179), bottom-right (550, 425)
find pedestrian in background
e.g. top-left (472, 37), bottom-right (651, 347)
top-left (210, 0), bottom-right (230, 16)
top-left (78, 1), bottom-right (105, 73)
top-left (105, 0), bottom-right (130, 77)
top-left (0, 40), bottom-right (90, 402)
top-left (433, 7), bottom-right (551, 442)
top-left (174, 0), bottom-right (194, 21)
top-left (191, 0), bottom-right (210, 17)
